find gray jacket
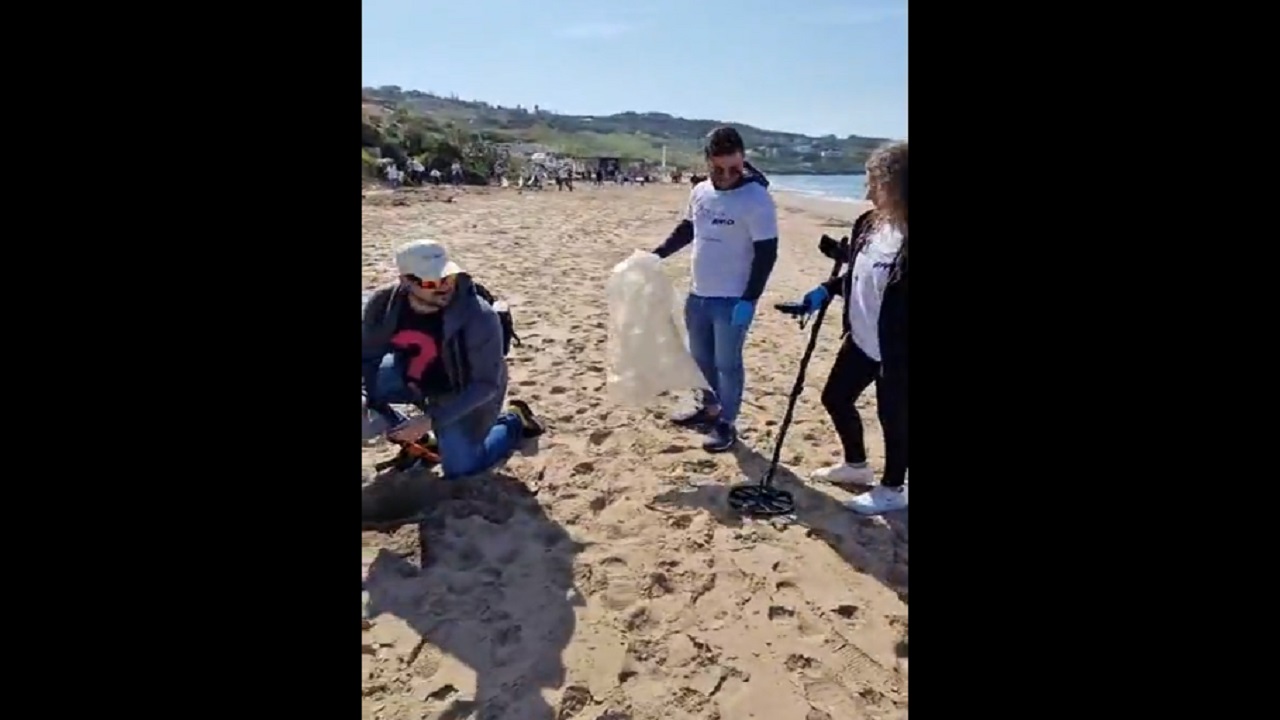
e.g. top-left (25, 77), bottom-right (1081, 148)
top-left (361, 274), bottom-right (508, 443)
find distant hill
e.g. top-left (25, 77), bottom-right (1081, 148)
top-left (361, 86), bottom-right (888, 175)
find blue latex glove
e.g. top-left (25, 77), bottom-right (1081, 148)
top-left (801, 286), bottom-right (829, 314)
top-left (731, 299), bottom-right (756, 328)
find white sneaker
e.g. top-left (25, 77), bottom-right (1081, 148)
top-left (811, 462), bottom-right (876, 487)
top-left (844, 485), bottom-right (908, 515)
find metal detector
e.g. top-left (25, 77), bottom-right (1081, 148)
top-left (727, 233), bottom-right (849, 517)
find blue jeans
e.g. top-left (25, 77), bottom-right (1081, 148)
top-left (367, 355), bottom-right (523, 479)
top-left (684, 295), bottom-right (749, 426)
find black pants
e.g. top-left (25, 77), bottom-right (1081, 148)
top-left (820, 335), bottom-right (908, 487)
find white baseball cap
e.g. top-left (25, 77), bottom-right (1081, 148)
top-left (395, 239), bottom-right (463, 280)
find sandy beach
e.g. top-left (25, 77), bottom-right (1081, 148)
top-left (361, 182), bottom-right (908, 720)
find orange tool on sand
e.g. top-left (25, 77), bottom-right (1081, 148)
top-left (373, 437), bottom-right (441, 472)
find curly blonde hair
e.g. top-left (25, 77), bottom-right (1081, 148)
top-left (865, 141), bottom-right (908, 280)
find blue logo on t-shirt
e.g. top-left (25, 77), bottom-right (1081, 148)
top-left (711, 217), bottom-right (735, 226)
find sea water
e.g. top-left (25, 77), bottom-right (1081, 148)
top-left (767, 174), bottom-right (867, 203)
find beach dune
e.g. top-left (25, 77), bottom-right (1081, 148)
top-left (362, 182), bottom-right (908, 720)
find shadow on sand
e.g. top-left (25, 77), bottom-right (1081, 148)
top-left (650, 442), bottom-right (908, 604)
top-left (363, 469), bottom-right (584, 720)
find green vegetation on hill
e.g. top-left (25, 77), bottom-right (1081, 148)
top-left (361, 86), bottom-right (891, 177)
top-left (360, 102), bottom-right (506, 184)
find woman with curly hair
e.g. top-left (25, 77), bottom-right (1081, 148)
top-left (788, 141), bottom-right (908, 514)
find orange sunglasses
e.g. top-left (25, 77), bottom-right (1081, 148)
top-left (402, 274), bottom-right (455, 290)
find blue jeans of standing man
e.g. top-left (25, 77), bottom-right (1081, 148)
top-left (684, 295), bottom-right (749, 426)
top-left (367, 355), bottom-right (523, 478)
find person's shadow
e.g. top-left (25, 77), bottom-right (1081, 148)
top-left (650, 442), bottom-right (909, 604)
top-left (363, 469), bottom-right (584, 720)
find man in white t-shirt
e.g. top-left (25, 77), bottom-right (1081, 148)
top-left (651, 127), bottom-right (779, 452)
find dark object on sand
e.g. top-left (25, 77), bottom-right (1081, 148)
top-left (773, 301), bottom-right (809, 318)
top-left (728, 233), bottom-right (849, 517)
top-left (818, 233), bottom-right (846, 262)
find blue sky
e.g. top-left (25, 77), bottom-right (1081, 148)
top-left (361, 0), bottom-right (907, 139)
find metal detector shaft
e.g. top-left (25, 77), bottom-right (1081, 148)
top-left (759, 238), bottom-right (847, 488)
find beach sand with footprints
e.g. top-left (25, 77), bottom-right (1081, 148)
top-left (361, 182), bottom-right (908, 720)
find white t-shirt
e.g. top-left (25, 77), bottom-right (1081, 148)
top-left (847, 221), bottom-right (904, 362)
top-left (686, 180), bottom-right (779, 298)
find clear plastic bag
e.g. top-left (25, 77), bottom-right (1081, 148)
top-left (360, 292), bottom-right (388, 442)
top-left (606, 251), bottom-right (709, 406)
top-left (362, 392), bottom-right (390, 441)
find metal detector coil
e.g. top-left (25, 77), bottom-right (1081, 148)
top-left (728, 231), bottom-right (855, 518)
top-left (727, 485), bottom-right (795, 516)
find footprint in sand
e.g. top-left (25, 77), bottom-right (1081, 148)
top-left (641, 571), bottom-right (674, 598)
top-left (680, 457), bottom-right (717, 473)
top-left (489, 622), bottom-right (524, 667)
top-left (620, 603), bottom-right (651, 633)
top-left (590, 556), bottom-right (639, 611)
top-left (785, 653), bottom-right (816, 671)
top-left (767, 579), bottom-right (828, 636)
top-left (666, 513), bottom-right (694, 530)
top-left (556, 686), bottom-right (593, 718)
top-left (663, 633), bottom-right (704, 669)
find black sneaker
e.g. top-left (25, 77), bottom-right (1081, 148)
top-left (671, 406), bottom-right (720, 429)
top-left (509, 399), bottom-right (545, 438)
top-left (702, 421), bottom-right (737, 453)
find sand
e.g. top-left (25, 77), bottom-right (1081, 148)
top-left (361, 182), bottom-right (908, 720)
